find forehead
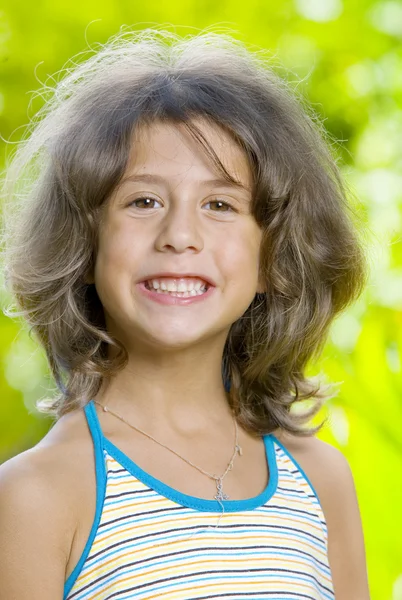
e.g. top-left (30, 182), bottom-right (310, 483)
top-left (124, 118), bottom-right (252, 187)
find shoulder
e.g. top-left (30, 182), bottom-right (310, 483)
top-left (0, 407), bottom-right (96, 598)
top-left (0, 444), bottom-right (72, 537)
top-left (272, 430), bottom-right (355, 528)
top-left (273, 430), bottom-right (371, 598)
top-left (273, 430), bottom-right (352, 497)
top-left (0, 405), bottom-right (94, 560)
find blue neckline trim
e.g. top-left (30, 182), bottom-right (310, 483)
top-left (94, 398), bottom-right (277, 513)
top-left (103, 431), bottom-right (278, 513)
top-left (63, 399), bottom-right (279, 598)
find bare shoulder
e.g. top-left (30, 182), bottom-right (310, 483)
top-left (274, 430), bottom-right (371, 599)
top-left (0, 440), bottom-right (75, 554)
top-left (0, 407), bottom-right (94, 599)
top-left (0, 404), bottom-right (94, 527)
top-left (0, 404), bottom-right (93, 498)
top-left (273, 429), bottom-right (352, 494)
top-left (39, 407), bottom-right (97, 540)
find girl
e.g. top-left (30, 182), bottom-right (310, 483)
top-left (0, 29), bottom-right (370, 599)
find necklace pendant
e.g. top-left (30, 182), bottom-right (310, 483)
top-left (214, 478), bottom-right (229, 501)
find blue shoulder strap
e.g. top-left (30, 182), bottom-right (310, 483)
top-left (270, 433), bottom-right (321, 503)
top-left (63, 400), bottom-right (107, 599)
top-left (83, 399), bottom-right (107, 503)
top-left (84, 400), bottom-right (105, 448)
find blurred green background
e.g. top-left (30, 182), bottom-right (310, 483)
top-left (0, 1), bottom-right (401, 598)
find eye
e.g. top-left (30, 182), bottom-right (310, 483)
top-left (128, 196), bottom-right (235, 212)
top-left (204, 199), bottom-right (235, 212)
top-left (129, 196), bottom-right (162, 209)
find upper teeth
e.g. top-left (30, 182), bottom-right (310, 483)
top-left (146, 278), bottom-right (208, 292)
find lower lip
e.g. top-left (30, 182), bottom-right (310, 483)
top-left (137, 282), bottom-right (215, 305)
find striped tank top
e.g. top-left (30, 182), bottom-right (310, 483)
top-left (64, 400), bottom-right (334, 599)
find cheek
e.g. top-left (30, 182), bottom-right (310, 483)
top-left (96, 222), bottom-right (141, 274)
top-left (218, 228), bottom-right (261, 284)
top-left (238, 224), bottom-right (262, 265)
top-left (94, 232), bottom-right (132, 305)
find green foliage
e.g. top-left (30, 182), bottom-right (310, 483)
top-left (1, 1), bottom-right (401, 597)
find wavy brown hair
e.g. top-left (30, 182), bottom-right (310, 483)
top-left (1, 29), bottom-right (369, 436)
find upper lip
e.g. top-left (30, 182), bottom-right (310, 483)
top-left (139, 272), bottom-right (216, 287)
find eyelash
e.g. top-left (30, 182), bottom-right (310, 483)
top-left (128, 196), bottom-right (235, 212)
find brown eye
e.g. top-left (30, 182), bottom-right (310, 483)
top-left (129, 197), bottom-right (162, 209)
top-left (205, 200), bottom-right (234, 212)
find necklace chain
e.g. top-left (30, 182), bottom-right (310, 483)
top-left (93, 400), bottom-right (243, 501)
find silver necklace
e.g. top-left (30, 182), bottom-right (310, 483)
top-left (93, 400), bottom-right (243, 501)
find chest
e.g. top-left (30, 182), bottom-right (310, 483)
top-left (65, 433), bottom-right (269, 581)
top-left (64, 440), bottom-right (334, 600)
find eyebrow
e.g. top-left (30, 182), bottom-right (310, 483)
top-left (120, 173), bottom-right (251, 192)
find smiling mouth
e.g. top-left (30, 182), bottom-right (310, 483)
top-left (143, 281), bottom-right (210, 297)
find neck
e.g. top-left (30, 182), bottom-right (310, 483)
top-left (96, 346), bottom-right (233, 438)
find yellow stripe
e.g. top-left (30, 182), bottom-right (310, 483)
top-left (96, 571), bottom-right (328, 599)
top-left (67, 443), bottom-right (332, 598)
top-left (79, 532), bottom-right (329, 586)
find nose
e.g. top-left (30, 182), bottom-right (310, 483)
top-left (154, 202), bottom-right (204, 253)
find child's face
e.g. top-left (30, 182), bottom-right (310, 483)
top-left (93, 118), bottom-right (264, 353)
